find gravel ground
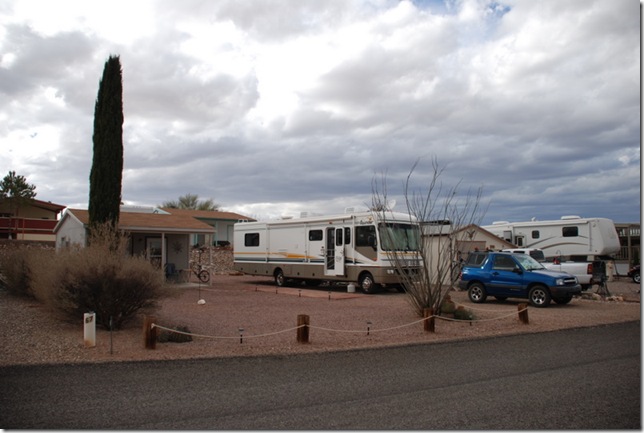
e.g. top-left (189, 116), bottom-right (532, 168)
top-left (0, 274), bottom-right (640, 367)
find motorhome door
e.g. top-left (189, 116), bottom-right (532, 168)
top-left (325, 227), bottom-right (345, 276)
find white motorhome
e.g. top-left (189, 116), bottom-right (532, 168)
top-left (483, 216), bottom-right (620, 259)
top-left (233, 211), bottom-right (422, 293)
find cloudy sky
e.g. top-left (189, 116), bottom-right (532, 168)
top-left (0, 0), bottom-right (640, 224)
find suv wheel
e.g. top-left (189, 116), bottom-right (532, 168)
top-left (553, 295), bottom-right (573, 304)
top-left (529, 285), bottom-right (551, 307)
top-left (468, 283), bottom-right (487, 303)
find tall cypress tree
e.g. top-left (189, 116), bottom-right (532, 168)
top-left (89, 55), bottom-right (124, 230)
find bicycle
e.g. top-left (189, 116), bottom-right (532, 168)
top-left (190, 247), bottom-right (211, 283)
top-left (191, 262), bottom-right (210, 283)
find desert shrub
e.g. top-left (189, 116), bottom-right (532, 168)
top-left (453, 306), bottom-right (475, 321)
top-left (30, 224), bottom-right (164, 329)
top-left (440, 295), bottom-right (456, 315)
top-left (157, 325), bottom-right (193, 343)
top-left (0, 248), bottom-right (32, 297)
top-left (0, 247), bottom-right (54, 298)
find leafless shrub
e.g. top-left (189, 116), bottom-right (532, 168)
top-left (373, 157), bottom-right (486, 316)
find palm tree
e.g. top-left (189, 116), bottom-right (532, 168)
top-left (161, 193), bottom-right (220, 211)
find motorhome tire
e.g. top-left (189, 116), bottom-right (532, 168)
top-left (359, 273), bottom-right (379, 294)
top-left (274, 269), bottom-right (286, 287)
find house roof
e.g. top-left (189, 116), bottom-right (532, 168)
top-left (160, 208), bottom-right (255, 222)
top-left (55, 209), bottom-right (216, 234)
top-left (0, 198), bottom-right (66, 214)
top-left (31, 199), bottom-right (66, 213)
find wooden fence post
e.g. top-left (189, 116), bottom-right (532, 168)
top-left (297, 314), bottom-right (310, 343)
top-left (518, 303), bottom-right (529, 325)
top-left (143, 315), bottom-right (157, 349)
top-left (423, 308), bottom-right (435, 333)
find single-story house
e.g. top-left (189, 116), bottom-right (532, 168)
top-left (0, 198), bottom-right (66, 243)
top-left (54, 207), bottom-right (218, 272)
top-left (159, 208), bottom-right (255, 248)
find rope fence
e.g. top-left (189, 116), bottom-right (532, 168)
top-left (143, 302), bottom-right (530, 349)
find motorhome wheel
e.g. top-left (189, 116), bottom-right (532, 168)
top-left (274, 269), bottom-right (285, 287)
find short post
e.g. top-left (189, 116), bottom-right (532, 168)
top-left (144, 315), bottom-right (157, 349)
top-left (83, 312), bottom-right (96, 348)
top-left (518, 303), bottom-right (529, 325)
top-left (297, 314), bottom-right (310, 343)
top-left (423, 308), bottom-right (435, 333)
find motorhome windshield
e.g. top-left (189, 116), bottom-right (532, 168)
top-left (378, 222), bottom-right (420, 251)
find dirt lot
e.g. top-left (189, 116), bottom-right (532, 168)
top-left (0, 274), bottom-right (640, 366)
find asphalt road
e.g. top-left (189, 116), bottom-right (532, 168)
top-left (1, 321), bottom-right (640, 429)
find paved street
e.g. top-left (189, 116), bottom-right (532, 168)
top-left (1, 321), bottom-right (640, 429)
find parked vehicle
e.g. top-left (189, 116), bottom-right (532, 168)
top-left (233, 210), bottom-right (422, 293)
top-left (502, 248), bottom-right (593, 289)
top-left (482, 216), bottom-right (620, 259)
top-left (627, 265), bottom-right (640, 284)
top-left (458, 251), bottom-right (582, 307)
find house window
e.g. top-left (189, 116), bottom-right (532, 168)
top-left (244, 233), bottom-right (260, 247)
top-left (562, 226), bottom-right (578, 237)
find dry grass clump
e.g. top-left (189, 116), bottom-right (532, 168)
top-left (1, 224), bottom-right (164, 330)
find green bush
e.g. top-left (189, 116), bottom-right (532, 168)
top-left (440, 296), bottom-right (456, 315)
top-left (454, 306), bottom-right (475, 321)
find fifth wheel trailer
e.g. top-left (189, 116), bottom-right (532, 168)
top-left (482, 216), bottom-right (620, 259)
top-left (233, 211), bottom-right (422, 293)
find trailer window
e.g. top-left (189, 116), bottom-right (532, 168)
top-left (344, 227), bottom-right (351, 245)
top-left (531, 230), bottom-right (540, 239)
top-left (562, 226), bottom-right (578, 237)
top-left (308, 230), bottom-right (323, 241)
top-left (379, 223), bottom-right (420, 251)
top-left (244, 233), bottom-right (260, 247)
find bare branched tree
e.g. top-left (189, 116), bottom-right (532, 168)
top-left (373, 157), bottom-right (486, 316)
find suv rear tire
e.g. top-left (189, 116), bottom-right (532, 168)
top-left (468, 283), bottom-right (487, 303)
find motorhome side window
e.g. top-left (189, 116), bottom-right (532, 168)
top-left (244, 233), bottom-right (260, 247)
top-left (562, 226), bottom-right (579, 237)
top-left (356, 225), bottom-right (376, 247)
top-left (531, 230), bottom-right (540, 239)
top-left (344, 227), bottom-right (351, 245)
top-left (308, 230), bottom-right (323, 241)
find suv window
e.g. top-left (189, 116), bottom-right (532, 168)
top-left (465, 252), bottom-right (488, 266)
top-left (492, 255), bottom-right (517, 271)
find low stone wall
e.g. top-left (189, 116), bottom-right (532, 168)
top-left (189, 247), bottom-right (235, 274)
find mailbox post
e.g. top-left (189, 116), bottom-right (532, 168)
top-left (84, 312), bottom-right (96, 348)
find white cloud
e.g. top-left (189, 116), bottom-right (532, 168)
top-left (0, 0), bottom-right (639, 225)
